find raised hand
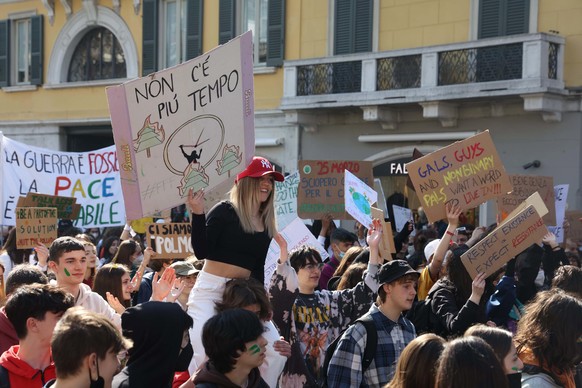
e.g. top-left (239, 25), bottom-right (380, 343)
top-left (151, 267), bottom-right (177, 302)
top-left (469, 272), bottom-right (487, 304)
top-left (187, 188), bottom-right (205, 215)
top-left (166, 278), bottom-right (186, 303)
top-left (274, 233), bottom-right (288, 264)
top-left (273, 337), bottom-right (292, 358)
top-left (129, 271), bottom-right (143, 293)
top-left (33, 243), bottom-right (49, 267)
top-left (446, 202), bottom-right (462, 227)
top-left (366, 218), bottom-right (383, 249)
top-left (106, 292), bottom-right (126, 314)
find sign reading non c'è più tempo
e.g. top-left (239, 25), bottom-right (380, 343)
top-left (146, 223), bottom-right (193, 259)
top-left (107, 31), bottom-right (255, 220)
top-left (406, 130), bottom-right (512, 223)
top-left (297, 160), bottom-right (373, 220)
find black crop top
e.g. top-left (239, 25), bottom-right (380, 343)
top-left (190, 201), bottom-right (271, 284)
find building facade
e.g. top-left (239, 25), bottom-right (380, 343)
top-left (1, 0), bottom-right (582, 222)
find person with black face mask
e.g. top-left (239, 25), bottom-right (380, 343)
top-left (465, 325), bottom-right (524, 388)
top-left (112, 301), bottom-right (193, 388)
top-left (44, 307), bottom-right (131, 388)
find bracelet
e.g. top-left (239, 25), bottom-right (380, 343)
top-left (445, 230), bottom-right (454, 236)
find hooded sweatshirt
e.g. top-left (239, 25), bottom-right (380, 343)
top-left (192, 362), bottom-right (269, 388)
top-left (112, 302), bottom-right (193, 388)
top-left (0, 308), bottom-right (18, 355)
top-left (0, 345), bottom-right (55, 388)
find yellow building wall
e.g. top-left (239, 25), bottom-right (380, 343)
top-left (0, 0), bottom-right (142, 121)
top-left (538, 0), bottom-right (582, 86)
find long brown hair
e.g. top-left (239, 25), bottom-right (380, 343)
top-left (388, 333), bottom-right (445, 388)
top-left (435, 336), bottom-right (508, 388)
top-left (111, 240), bottom-right (138, 268)
top-left (332, 246), bottom-right (364, 278)
top-left (0, 228), bottom-right (32, 266)
top-left (336, 262), bottom-right (367, 290)
top-left (229, 176), bottom-right (277, 238)
top-left (93, 264), bottom-right (131, 307)
top-left (515, 290), bottom-right (582, 374)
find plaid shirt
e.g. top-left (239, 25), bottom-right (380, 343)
top-left (326, 304), bottom-right (416, 387)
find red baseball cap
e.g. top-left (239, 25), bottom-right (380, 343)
top-left (235, 157), bottom-right (285, 183)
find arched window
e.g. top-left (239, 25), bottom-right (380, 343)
top-left (67, 27), bottom-right (126, 82)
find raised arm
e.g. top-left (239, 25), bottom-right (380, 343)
top-left (428, 203), bottom-right (461, 280)
top-left (187, 188), bottom-right (208, 258)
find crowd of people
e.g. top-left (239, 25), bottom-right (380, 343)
top-left (0, 155), bottom-right (581, 388)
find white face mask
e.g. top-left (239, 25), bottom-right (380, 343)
top-left (91, 232), bottom-right (99, 239)
top-left (134, 254), bottom-right (144, 265)
top-left (534, 268), bottom-right (545, 288)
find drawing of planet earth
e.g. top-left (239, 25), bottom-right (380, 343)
top-left (352, 191), bottom-right (371, 215)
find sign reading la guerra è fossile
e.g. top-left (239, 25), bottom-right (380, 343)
top-left (406, 131), bottom-right (512, 222)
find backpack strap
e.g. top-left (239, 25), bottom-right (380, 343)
top-left (522, 363), bottom-right (564, 387)
top-left (0, 364), bottom-right (10, 388)
top-left (356, 314), bottom-right (377, 372)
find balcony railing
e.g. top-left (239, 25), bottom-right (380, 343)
top-left (282, 33), bottom-right (565, 109)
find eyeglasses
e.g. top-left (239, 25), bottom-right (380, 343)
top-left (301, 263), bottom-right (324, 272)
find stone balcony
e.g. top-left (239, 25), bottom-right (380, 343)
top-left (281, 33), bottom-right (567, 128)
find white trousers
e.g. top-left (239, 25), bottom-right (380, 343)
top-left (186, 270), bottom-right (286, 387)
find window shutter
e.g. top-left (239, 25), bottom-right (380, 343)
top-left (266, 0), bottom-right (285, 67)
top-left (142, 0), bottom-right (158, 75)
top-left (334, 0), bottom-right (353, 55)
top-left (353, 0), bottom-right (372, 53)
top-left (219, 0), bottom-right (235, 45)
top-left (505, 0), bottom-right (529, 36)
top-left (30, 15), bottom-right (43, 85)
top-left (0, 19), bottom-right (9, 87)
top-left (478, 0), bottom-right (502, 38)
top-left (186, 0), bottom-right (203, 59)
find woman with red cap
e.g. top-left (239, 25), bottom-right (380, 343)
top-left (184, 156), bottom-right (286, 386)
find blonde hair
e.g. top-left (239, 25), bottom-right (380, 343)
top-left (229, 176), bottom-right (277, 238)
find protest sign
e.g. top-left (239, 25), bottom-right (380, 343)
top-left (373, 178), bottom-right (388, 218)
top-left (565, 210), bottom-right (582, 245)
top-left (371, 207), bottom-right (395, 258)
top-left (345, 170), bottom-right (377, 228)
top-left (15, 207), bottom-right (58, 248)
top-left (498, 175), bottom-right (556, 225)
top-left (275, 171), bottom-right (299, 230)
top-left (107, 32), bottom-right (255, 220)
top-left (146, 223), bottom-right (193, 259)
top-left (392, 204), bottom-right (414, 235)
top-left (406, 131), bottom-right (512, 223)
top-left (1, 136), bottom-right (125, 228)
top-left (263, 217), bottom-right (328, 289)
top-left (547, 184), bottom-right (568, 243)
top-left (297, 160), bottom-right (373, 220)
top-left (17, 193), bottom-right (81, 220)
top-left (461, 192), bottom-right (548, 278)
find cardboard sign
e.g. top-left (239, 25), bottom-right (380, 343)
top-left (406, 131), bottom-right (512, 223)
top-left (146, 223), bottom-right (193, 259)
top-left (565, 210), bottom-right (582, 245)
top-left (345, 170), bottom-right (377, 228)
top-left (371, 207), bottom-right (396, 258)
top-left (498, 175), bottom-right (556, 225)
top-left (15, 207), bottom-right (58, 248)
top-left (107, 32), bottom-right (255, 220)
top-left (297, 160), bottom-right (373, 220)
top-left (263, 217), bottom-right (329, 289)
top-left (274, 171), bottom-right (299, 230)
top-left (461, 193), bottom-right (549, 278)
top-left (548, 184), bottom-right (568, 243)
top-left (17, 193), bottom-right (81, 220)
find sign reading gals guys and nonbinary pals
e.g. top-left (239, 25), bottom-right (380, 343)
top-left (406, 130), bottom-right (512, 223)
top-left (107, 32), bottom-right (255, 220)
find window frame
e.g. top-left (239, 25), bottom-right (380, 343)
top-left (469, 0), bottom-right (538, 40)
top-left (13, 17), bottom-right (31, 85)
top-left (158, 0), bottom-right (188, 69)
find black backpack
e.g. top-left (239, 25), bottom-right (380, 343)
top-left (321, 314), bottom-right (377, 388)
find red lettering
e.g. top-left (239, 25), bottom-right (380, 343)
top-left (54, 176), bottom-right (71, 195)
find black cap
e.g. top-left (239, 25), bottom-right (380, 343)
top-left (377, 260), bottom-right (419, 290)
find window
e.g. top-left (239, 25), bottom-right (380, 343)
top-left (333, 0), bottom-right (372, 55)
top-left (160, 0), bottom-right (187, 68)
top-left (142, 0), bottom-right (203, 75)
top-left (0, 15), bottom-right (43, 87)
top-left (478, 0), bottom-right (530, 38)
top-left (218, 0), bottom-right (284, 67)
top-left (67, 27), bottom-right (126, 82)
